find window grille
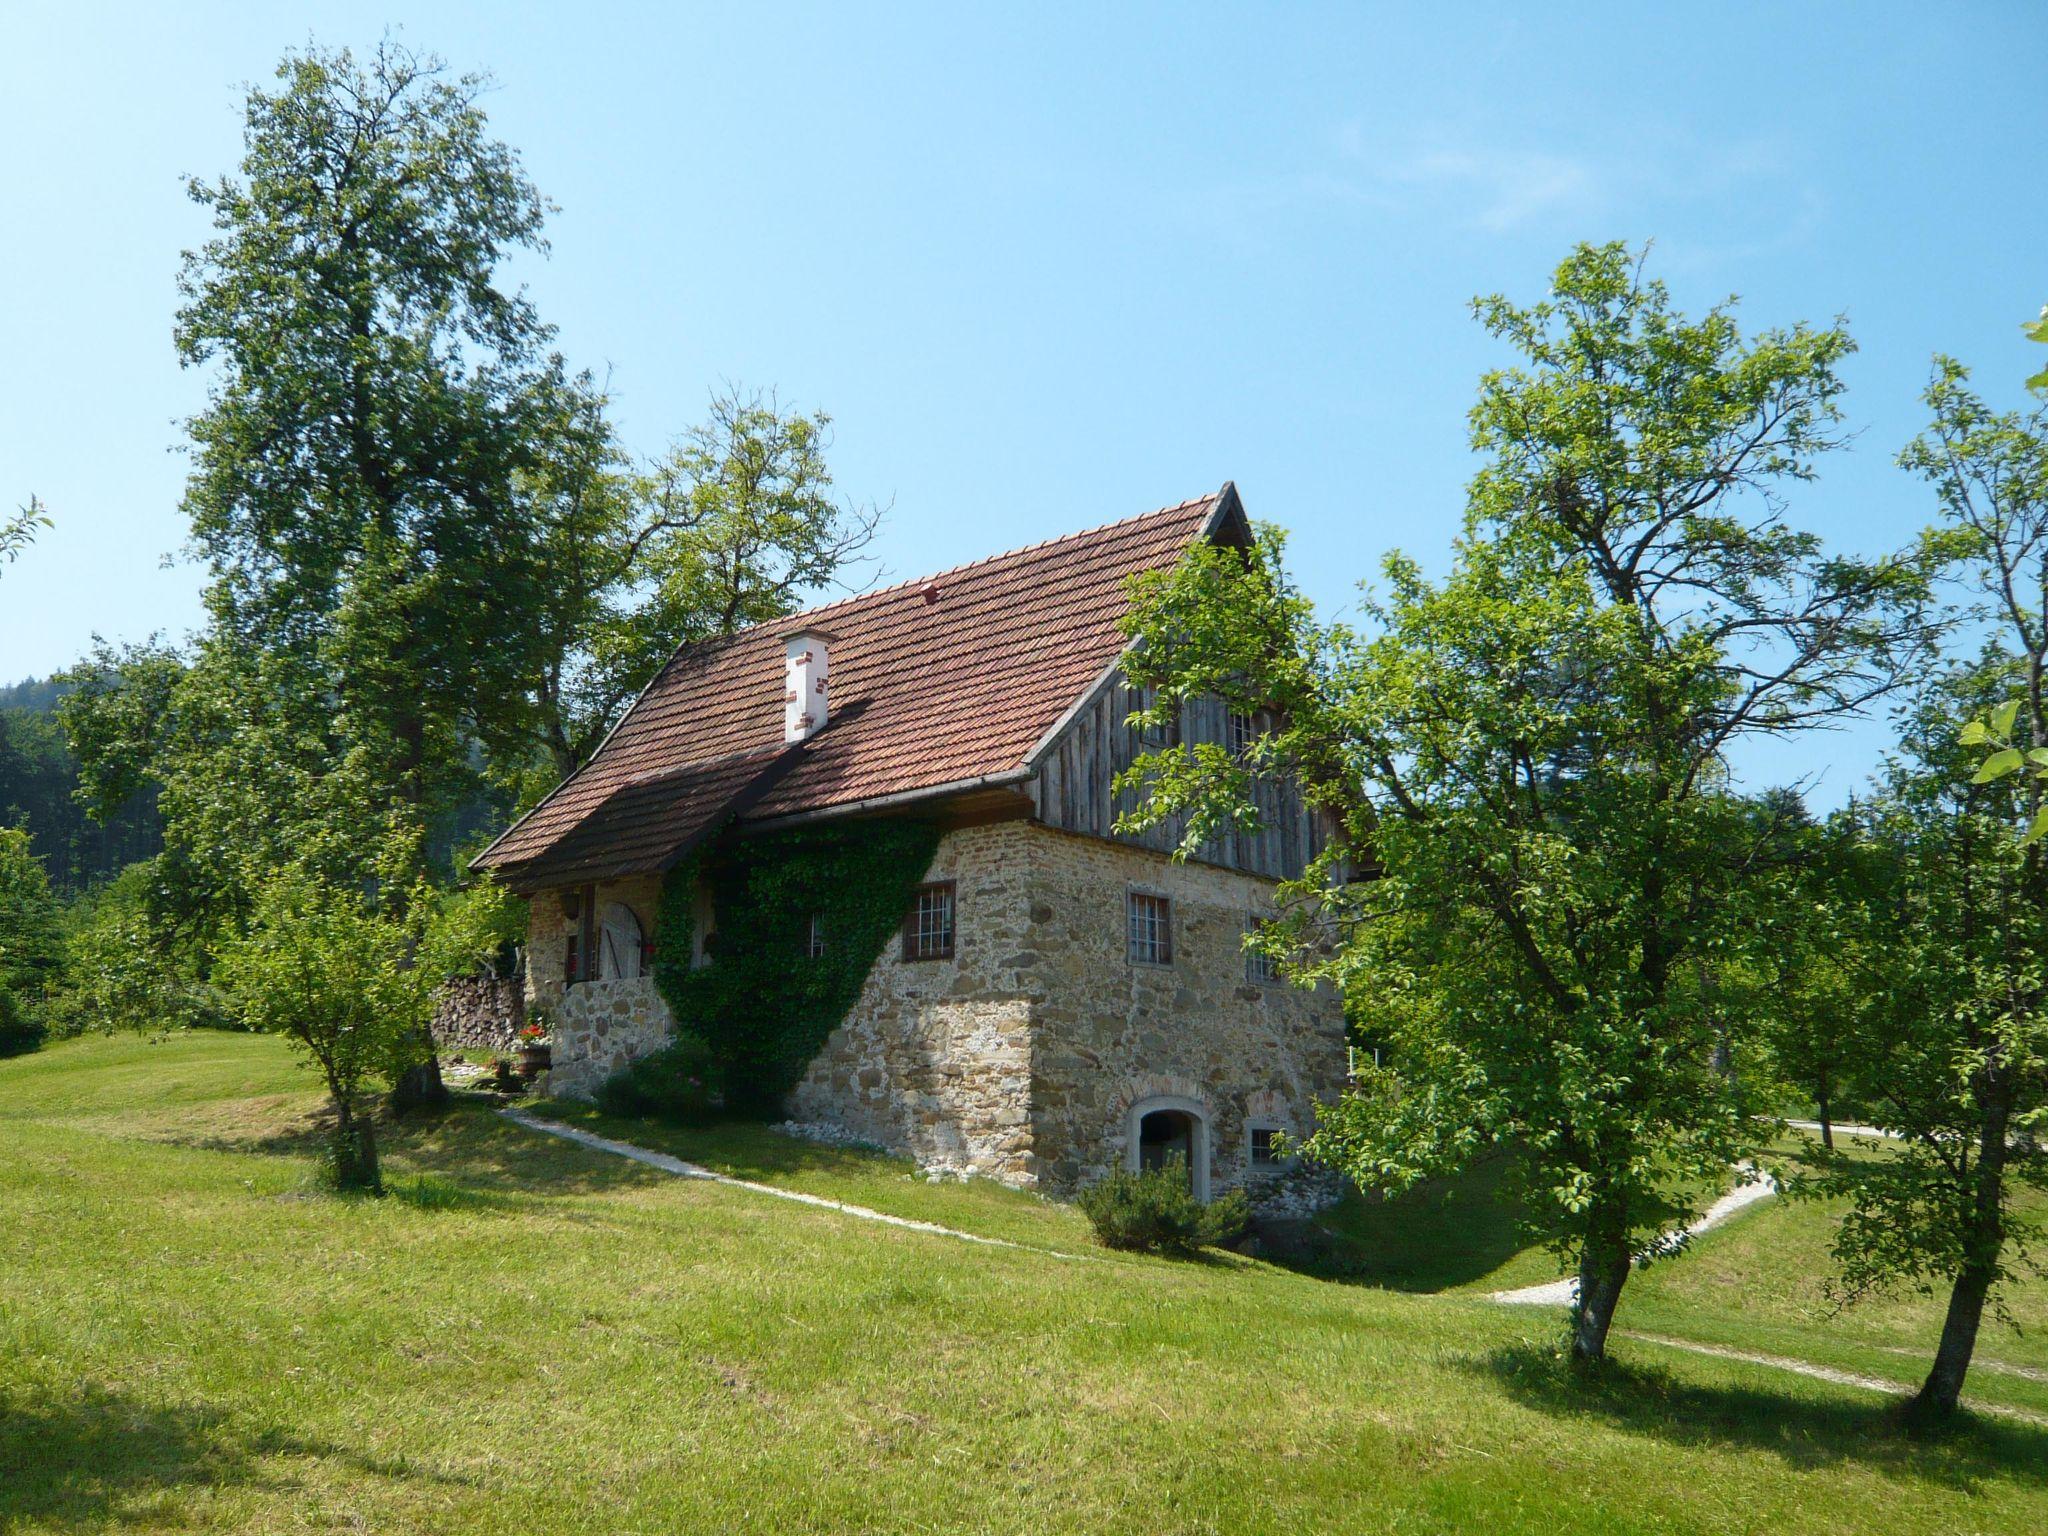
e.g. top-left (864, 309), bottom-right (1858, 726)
top-left (807, 912), bottom-right (826, 959)
top-left (1126, 890), bottom-right (1173, 966)
top-left (903, 882), bottom-right (956, 961)
top-left (1244, 915), bottom-right (1278, 985)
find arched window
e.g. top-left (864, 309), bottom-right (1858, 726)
top-left (1124, 1094), bottom-right (1211, 1202)
top-left (598, 902), bottom-right (645, 980)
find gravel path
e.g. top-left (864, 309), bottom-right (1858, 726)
top-left (500, 1106), bottom-right (1084, 1260)
top-left (1490, 1164), bottom-right (1778, 1307)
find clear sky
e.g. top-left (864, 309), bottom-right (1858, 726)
top-left (2, 3), bottom-right (2041, 798)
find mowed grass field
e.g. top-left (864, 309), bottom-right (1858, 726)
top-left (4, 1034), bottom-right (2047, 1534)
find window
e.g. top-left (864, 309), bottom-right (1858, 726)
top-left (903, 882), bottom-right (956, 961)
top-left (1249, 1127), bottom-right (1285, 1170)
top-left (1227, 708), bottom-right (1260, 757)
top-left (1126, 682), bottom-right (1180, 748)
top-left (806, 912), bottom-right (826, 959)
top-left (1244, 915), bottom-right (1278, 986)
top-left (1126, 890), bottom-right (1172, 966)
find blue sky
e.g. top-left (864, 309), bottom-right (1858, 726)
top-left (2, 3), bottom-right (2041, 798)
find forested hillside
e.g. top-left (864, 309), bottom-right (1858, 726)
top-left (0, 678), bottom-right (160, 893)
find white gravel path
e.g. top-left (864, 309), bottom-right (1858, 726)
top-left (499, 1106), bottom-right (1083, 1260)
top-left (1490, 1164), bottom-right (1779, 1307)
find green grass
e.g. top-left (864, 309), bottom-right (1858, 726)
top-left (5, 1033), bottom-right (2048, 1533)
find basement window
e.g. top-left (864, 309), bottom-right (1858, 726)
top-left (903, 882), bottom-right (956, 961)
top-left (1249, 1126), bottom-right (1287, 1170)
top-left (1126, 890), bottom-right (1173, 966)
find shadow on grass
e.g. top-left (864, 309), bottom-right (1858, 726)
top-left (524, 1096), bottom-right (911, 1185)
top-left (1258, 1151), bottom-right (1536, 1292)
top-left (1471, 1343), bottom-right (2048, 1492)
top-left (154, 1097), bottom-right (673, 1208)
top-left (0, 1383), bottom-right (474, 1532)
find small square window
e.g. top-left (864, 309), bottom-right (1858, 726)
top-left (1250, 1127), bottom-right (1284, 1169)
top-left (1126, 890), bottom-right (1172, 966)
top-left (1244, 915), bottom-right (1278, 986)
top-left (903, 882), bottom-right (956, 961)
top-left (806, 912), bottom-right (826, 959)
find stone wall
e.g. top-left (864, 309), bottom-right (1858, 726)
top-left (430, 974), bottom-right (525, 1054)
top-left (1016, 825), bottom-right (1349, 1202)
top-left (787, 821), bottom-right (1039, 1181)
top-left (788, 819), bottom-right (1349, 1205)
top-left (524, 871), bottom-right (673, 1099)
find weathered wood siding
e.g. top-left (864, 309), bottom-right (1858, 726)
top-left (1025, 669), bottom-right (1322, 881)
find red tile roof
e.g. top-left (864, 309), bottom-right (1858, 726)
top-left (475, 487), bottom-right (1233, 889)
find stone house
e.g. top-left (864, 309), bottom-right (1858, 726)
top-left (472, 485), bottom-right (1348, 1203)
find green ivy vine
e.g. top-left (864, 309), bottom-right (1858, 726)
top-left (652, 818), bottom-right (943, 1114)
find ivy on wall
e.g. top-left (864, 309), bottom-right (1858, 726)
top-left (652, 818), bottom-right (943, 1114)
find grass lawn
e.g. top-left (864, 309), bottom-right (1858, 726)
top-left (5, 1033), bottom-right (2048, 1534)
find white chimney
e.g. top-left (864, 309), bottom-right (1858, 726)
top-left (782, 627), bottom-right (836, 743)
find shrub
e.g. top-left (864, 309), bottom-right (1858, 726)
top-left (0, 984), bottom-right (45, 1059)
top-left (597, 1033), bottom-right (723, 1123)
top-left (1077, 1156), bottom-right (1252, 1256)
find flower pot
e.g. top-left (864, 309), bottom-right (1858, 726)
top-left (516, 1044), bottom-right (552, 1080)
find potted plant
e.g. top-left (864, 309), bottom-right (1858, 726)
top-left (515, 1019), bottom-right (552, 1080)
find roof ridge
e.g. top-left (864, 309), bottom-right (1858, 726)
top-left (740, 491), bottom-right (1220, 636)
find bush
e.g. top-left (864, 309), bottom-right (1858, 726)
top-left (0, 984), bottom-right (45, 1058)
top-left (597, 1033), bottom-right (723, 1123)
top-left (1077, 1156), bottom-right (1252, 1256)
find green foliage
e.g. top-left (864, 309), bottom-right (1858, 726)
top-left (0, 495), bottom-right (48, 572)
top-left (44, 858), bottom-right (231, 1037)
top-left (0, 689), bottom-right (164, 896)
top-left (517, 385), bottom-right (882, 785)
top-left (596, 1032), bottom-right (724, 1123)
top-left (0, 827), bottom-right (62, 1052)
top-left (652, 820), bottom-right (941, 1115)
top-left (1077, 1157), bottom-right (1250, 1256)
top-left (0, 982), bottom-right (39, 1059)
top-left (1783, 359), bottom-right (2048, 1417)
top-left (1117, 242), bottom-right (1942, 1361)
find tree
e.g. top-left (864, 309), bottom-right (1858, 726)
top-left (1795, 359), bottom-right (2048, 1421)
top-left (175, 38), bottom-right (564, 841)
top-left (0, 826), bottom-right (63, 1055)
top-left (1118, 243), bottom-right (1939, 1363)
top-left (214, 817), bottom-right (518, 1191)
top-left (0, 496), bottom-right (49, 572)
top-left (511, 385), bottom-right (880, 788)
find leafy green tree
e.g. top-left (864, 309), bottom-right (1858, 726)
top-left (512, 384), bottom-right (879, 788)
top-left (0, 827), bottom-right (62, 1054)
top-left (175, 38), bottom-right (563, 837)
top-left (1798, 359), bottom-right (2048, 1420)
top-left (215, 817), bottom-right (518, 1191)
top-left (1119, 243), bottom-right (1939, 1363)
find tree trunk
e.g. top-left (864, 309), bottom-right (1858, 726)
top-left (330, 1095), bottom-right (383, 1194)
top-left (1570, 1223), bottom-right (1632, 1366)
top-left (1908, 1101), bottom-right (2008, 1421)
top-left (1816, 1082), bottom-right (1834, 1151)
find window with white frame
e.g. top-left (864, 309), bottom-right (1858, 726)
top-left (1248, 1125), bottom-right (1286, 1170)
top-left (903, 882), bottom-right (956, 961)
top-left (1126, 889), bottom-right (1173, 966)
top-left (1227, 707), bottom-right (1260, 757)
top-left (1244, 914), bottom-right (1278, 985)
